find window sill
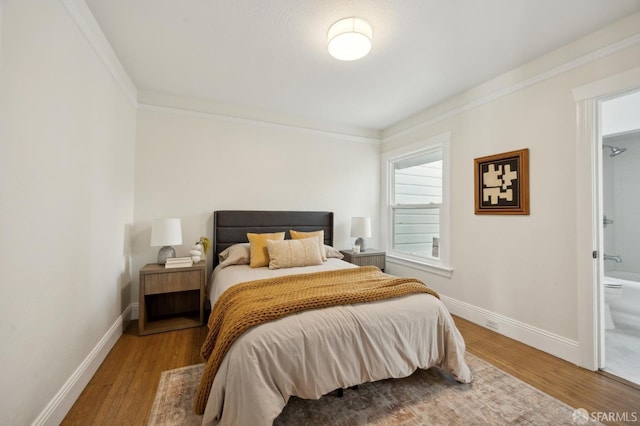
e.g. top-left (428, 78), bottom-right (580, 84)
top-left (386, 254), bottom-right (453, 278)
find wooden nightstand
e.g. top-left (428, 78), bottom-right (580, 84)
top-left (138, 260), bottom-right (207, 335)
top-left (340, 249), bottom-right (386, 272)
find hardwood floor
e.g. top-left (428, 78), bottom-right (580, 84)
top-left (62, 316), bottom-right (640, 425)
top-left (62, 322), bottom-right (208, 425)
top-left (454, 317), bottom-right (640, 425)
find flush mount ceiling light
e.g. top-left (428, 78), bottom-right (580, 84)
top-left (327, 17), bottom-right (372, 61)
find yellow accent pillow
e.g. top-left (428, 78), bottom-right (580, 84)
top-left (247, 232), bottom-right (285, 268)
top-left (266, 238), bottom-right (323, 269)
top-left (290, 229), bottom-right (326, 260)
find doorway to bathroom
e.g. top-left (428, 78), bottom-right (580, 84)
top-left (599, 90), bottom-right (640, 386)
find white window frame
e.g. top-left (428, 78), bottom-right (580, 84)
top-left (381, 132), bottom-right (452, 277)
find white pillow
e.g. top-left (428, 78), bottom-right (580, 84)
top-left (266, 238), bottom-right (323, 269)
top-left (324, 245), bottom-right (344, 259)
top-left (290, 230), bottom-right (327, 260)
top-left (217, 243), bottom-right (250, 268)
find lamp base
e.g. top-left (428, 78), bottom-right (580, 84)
top-left (157, 246), bottom-right (176, 264)
top-left (354, 237), bottom-right (366, 252)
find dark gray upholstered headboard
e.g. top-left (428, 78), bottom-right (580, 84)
top-left (213, 210), bottom-right (334, 265)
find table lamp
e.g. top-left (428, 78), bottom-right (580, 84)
top-left (351, 217), bottom-right (371, 252)
top-left (151, 218), bottom-right (183, 264)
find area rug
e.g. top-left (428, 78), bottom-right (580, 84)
top-left (148, 353), bottom-right (598, 425)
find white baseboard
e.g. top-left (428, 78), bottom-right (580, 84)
top-left (32, 305), bottom-right (133, 426)
top-left (31, 296), bottom-right (582, 425)
top-left (441, 295), bottom-right (581, 365)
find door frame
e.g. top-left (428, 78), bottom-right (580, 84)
top-left (573, 66), bottom-right (640, 370)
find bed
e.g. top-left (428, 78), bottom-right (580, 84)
top-left (197, 210), bottom-right (472, 425)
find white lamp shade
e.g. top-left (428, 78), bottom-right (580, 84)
top-left (351, 217), bottom-right (372, 238)
top-left (150, 218), bottom-right (183, 246)
top-left (327, 17), bottom-right (372, 61)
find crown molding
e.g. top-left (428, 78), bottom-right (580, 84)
top-left (54, 0), bottom-right (639, 147)
top-left (138, 100), bottom-right (382, 145)
top-left (383, 31), bottom-right (640, 144)
top-left (54, 0), bottom-right (379, 142)
top-left (58, 0), bottom-right (137, 107)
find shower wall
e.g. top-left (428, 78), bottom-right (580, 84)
top-left (602, 131), bottom-right (640, 275)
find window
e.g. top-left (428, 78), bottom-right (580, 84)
top-left (381, 133), bottom-right (451, 275)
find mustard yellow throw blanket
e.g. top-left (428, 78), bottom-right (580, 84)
top-left (194, 266), bottom-right (439, 414)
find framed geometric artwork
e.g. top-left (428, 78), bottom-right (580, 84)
top-left (474, 148), bottom-right (529, 215)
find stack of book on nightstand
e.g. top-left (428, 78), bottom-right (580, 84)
top-left (164, 256), bottom-right (193, 268)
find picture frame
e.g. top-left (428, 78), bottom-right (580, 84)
top-left (474, 148), bottom-right (529, 215)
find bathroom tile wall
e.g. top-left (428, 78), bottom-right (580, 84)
top-left (603, 131), bottom-right (640, 275)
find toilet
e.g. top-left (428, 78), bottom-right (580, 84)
top-left (604, 277), bottom-right (623, 329)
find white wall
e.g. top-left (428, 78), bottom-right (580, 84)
top-left (381, 13), bottom-right (640, 361)
top-left (132, 107), bottom-right (381, 301)
top-left (2, 2), bottom-right (638, 422)
top-left (602, 89), bottom-right (640, 136)
top-left (0, 1), bottom-right (136, 424)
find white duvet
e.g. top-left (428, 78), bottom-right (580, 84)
top-left (202, 259), bottom-right (472, 426)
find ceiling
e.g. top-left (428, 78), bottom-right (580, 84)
top-left (86, 0), bottom-right (640, 133)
